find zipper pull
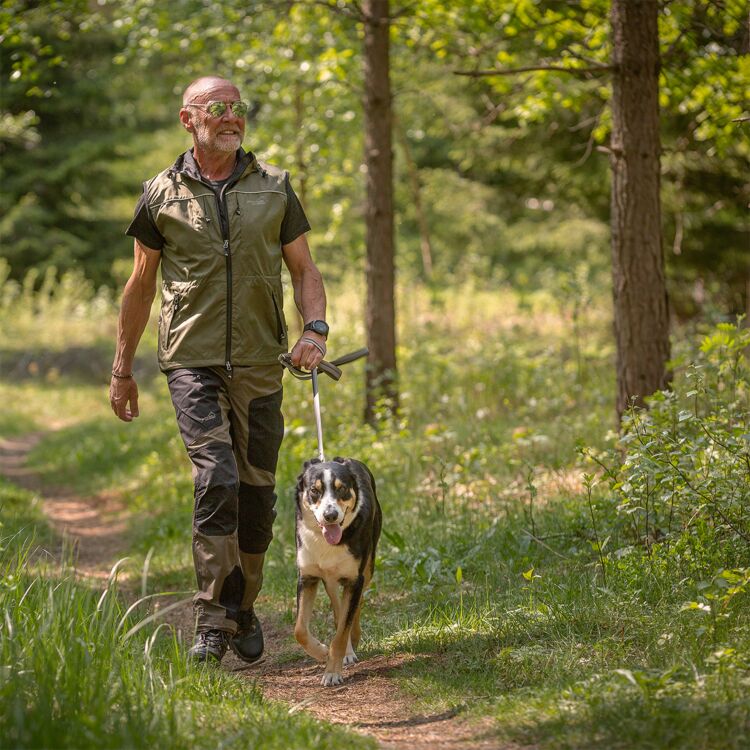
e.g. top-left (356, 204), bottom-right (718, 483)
top-left (225, 360), bottom-right (233, 378)
top-left (223, 240), bottom-right (229, 255)
top-left (174, 294), bottom-right (180, 312)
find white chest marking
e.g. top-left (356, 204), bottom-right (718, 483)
top-left (297, 519), bottom-right (359, 581)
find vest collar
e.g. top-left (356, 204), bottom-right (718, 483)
top-left (167, 148), bottom-right (259, 182)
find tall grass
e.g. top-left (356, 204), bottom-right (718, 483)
top-left (0, 503), bottom-right (374, 749)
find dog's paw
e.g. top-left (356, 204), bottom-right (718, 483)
top-left (321, 671), bottom-right (344, 687)
top-left (310, 643), bottom-right (329, 663)
top-left (343, 652), bottom-right (358, 667)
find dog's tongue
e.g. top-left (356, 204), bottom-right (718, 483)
top-left (322, 523), bottom-right (342, 545)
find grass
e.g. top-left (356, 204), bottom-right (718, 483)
top-left (2, 273), bottom-right (749, 748)
top-left (0, 516), bottom-right (375, 750)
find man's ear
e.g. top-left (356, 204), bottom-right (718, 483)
top-left (179, 107), bottom-right (193, 133)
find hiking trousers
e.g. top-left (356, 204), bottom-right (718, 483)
top-left (166, 364), bottom-right (283, 633)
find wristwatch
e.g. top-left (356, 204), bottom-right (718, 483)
top-left (303, 319), bottom-right (329, 339)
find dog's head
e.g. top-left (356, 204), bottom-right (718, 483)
top-left (296, 458), bottom-right (360, 545)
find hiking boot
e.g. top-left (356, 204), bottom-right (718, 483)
top-left (230, 608), bottom-right (264, 663)
top-left (189, 629), bottom-right (230, 663)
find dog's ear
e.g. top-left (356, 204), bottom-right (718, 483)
top-left (296, 457), bottom-right (323, 498)
top-left (295, 469), bottom-right (306, 498)
top-left (332, 456), bottom-right (347, 464)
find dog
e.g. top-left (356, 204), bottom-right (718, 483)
top-left (294, 456), bottom-right (382, 686)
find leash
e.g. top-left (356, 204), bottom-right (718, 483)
top-left (279, 347), bottom-right (369, 462)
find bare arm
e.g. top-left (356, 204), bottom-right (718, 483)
top-left (282, 233), bottom-right (327, 370)
top-left (110, 240), bottom-right (161, 422)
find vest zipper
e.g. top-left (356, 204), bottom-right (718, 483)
top-left (217, 183), bottom-right (232, 379)
top-left (223, 238), bottom-right (232, 378)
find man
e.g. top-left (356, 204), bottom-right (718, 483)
top-left (110, 76), bottom-right (329, 664)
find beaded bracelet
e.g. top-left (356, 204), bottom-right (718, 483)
top-left (111, 371), bottom-right (133, 379)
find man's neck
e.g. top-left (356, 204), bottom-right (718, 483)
top-left (193, 147), bottom-right (237, 181)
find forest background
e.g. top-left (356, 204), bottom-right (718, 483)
top-left (1, 1), bottom-right (749, 749)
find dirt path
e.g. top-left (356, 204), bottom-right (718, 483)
top-left (0, 433), bottom-right (512, 750)
top-left (0, 433), bottom-right (129, 580)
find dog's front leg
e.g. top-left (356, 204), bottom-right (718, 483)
top-left (322, 576), bottom-right (363, 686)
top-left (294, 575), bottom-right (328, 662)
top-left (323, 577), bottom-right (357, 667)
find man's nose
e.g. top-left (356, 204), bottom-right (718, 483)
top-left (220, 106), bottom-right (241, 122)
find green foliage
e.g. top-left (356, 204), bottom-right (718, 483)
top-left (588, 321), bottom-right (750, 570)
top-left (2, 0), bottom-right (746, 310)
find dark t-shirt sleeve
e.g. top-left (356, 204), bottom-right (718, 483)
top-left (125, 188), bottom-right (165, 251)
top-left (280, 174), bottom-right (311, 245)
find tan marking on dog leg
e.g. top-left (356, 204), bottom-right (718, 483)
top-left (322, 584), bottom-right (356, 686)
top-left (294, 580), bottom-right (328, 663)
top-left (322, 577), bottom-right (341, 629)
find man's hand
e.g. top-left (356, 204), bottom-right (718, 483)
top-left (110, 376), bottom-right (140, 422)
top-left (290, 332), bottom-right (327, 371)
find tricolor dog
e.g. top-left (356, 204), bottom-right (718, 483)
top-left (294, 457), bottom-right (382, 686)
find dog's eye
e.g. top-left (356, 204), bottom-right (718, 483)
top-left (308, 487), bottom-right (321, 501)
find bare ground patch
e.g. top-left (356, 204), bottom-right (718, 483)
top-left (0, 432), bottom-right (129, 580)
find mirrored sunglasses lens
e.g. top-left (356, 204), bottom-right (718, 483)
top-left (206, 102), bottom-right (228, 117)
top-left (231, 101), bottom-right (249, 117)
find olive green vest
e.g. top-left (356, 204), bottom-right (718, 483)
top-left (145, 151), bottom-right (288, 372)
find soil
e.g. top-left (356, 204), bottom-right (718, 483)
top-left (0, 432), bottom-right (518, 750)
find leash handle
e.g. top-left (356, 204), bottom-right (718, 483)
top-left (311, 368), bottom-right (325, 461)
top-left (330, 347), bottom-right (369, 367)
top-left (278, 353), bottom-right (342, 381)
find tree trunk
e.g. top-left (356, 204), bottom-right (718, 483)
top-left (363, 0), bottom-right (397, 423)
top-left (610, 0), bottom-right (670, 420)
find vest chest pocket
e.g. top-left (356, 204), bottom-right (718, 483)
top-left (155, 194), bottom-right (219, 260)
top-left (229, 190), bottom-right (286, 272)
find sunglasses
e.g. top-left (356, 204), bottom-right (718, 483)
top-left (185, 100), bottom-right (249, 118)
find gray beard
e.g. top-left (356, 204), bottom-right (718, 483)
top-left (194, 124), bottom-right (242, 153)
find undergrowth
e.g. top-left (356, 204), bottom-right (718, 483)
top-left (2, 269), bottom-right (749, 749)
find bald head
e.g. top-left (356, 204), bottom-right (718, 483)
top-left (182, 76), bottom-right (239, 105)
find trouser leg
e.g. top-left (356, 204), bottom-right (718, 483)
top-left (228, 365), bottom-right (284, 611)
top-left (167, 368), bottom-right (242, 633)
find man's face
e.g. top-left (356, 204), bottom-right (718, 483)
top-left (182, 81), bottom-right (245, 154)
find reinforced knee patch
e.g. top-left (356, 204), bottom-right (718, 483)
top-left (192, 441), bottom-right (239, 536)
top-left (238, 482), bottom-right (277, 553)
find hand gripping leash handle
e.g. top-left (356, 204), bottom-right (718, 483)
top-left (277, 347), bottom-right (369, 381)
top-left (278, 353), bottom-right (342, 381)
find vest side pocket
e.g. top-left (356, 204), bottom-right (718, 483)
top-left (271, 289), bottom-right (287, 345)
top-left (164, 293), bottom-right (180, 350)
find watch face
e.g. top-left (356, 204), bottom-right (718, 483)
top-left (306, 320), bottom-right (329, 336)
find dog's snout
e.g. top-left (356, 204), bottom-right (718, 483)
top-left (323, 506), bottom-right (339, 523)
